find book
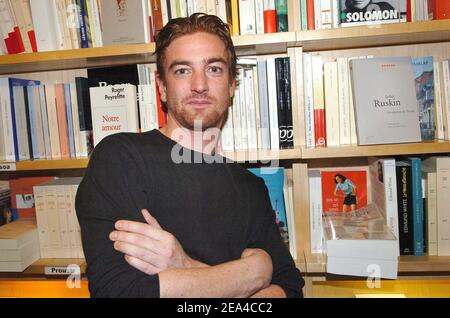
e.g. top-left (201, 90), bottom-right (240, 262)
top-left (339, 0), bottom-right (407, 27)
top-left (323, 204), bottom-right (398, 278)
top-left (427, 0), bottom-right (450, 20)
top-left (321, 169), bottom-right (368, 215)
top-left (89, 84), bottom-right (139, 147)
top-left (395, 161), bottom-right (414, 255)
top-left (248, 168), bottom-right (289, 247)
top-left (350, 56), bottom-right (422, 145)
top-left (412, 56), bottom-right (435, 141)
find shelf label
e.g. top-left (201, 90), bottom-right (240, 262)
top-left (0, 162), bottom-right (16, 171)
top-left (45, 265), bottom-right (81, 276)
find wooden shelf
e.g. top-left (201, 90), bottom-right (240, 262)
top-left (305, 254), bottom-right (450, 274)
top-left (0, 258), bottom-right (86, 279)
top-left (0, 158), bottom-right (89, 171)
top-left (223, 147), bottom-right (301, 162)
top-left (301, 140), bottom-right (450, 159)
top-left (0, 33), bottom-right (295, 75)
top-left (298, 19), bottom-right (450, 52)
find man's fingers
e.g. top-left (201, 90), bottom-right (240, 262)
top-left (124, 255), bottom-right (162, 275)
top-left (114, 241), bottom-right (168, 269)
top-left (115, 219), bottom-right (163, 240)
top-left (142, 209), bottom-right (162, 229)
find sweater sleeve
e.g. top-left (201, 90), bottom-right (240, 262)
top-left (247, 179), bottom-right (305, 298)
top-left (75, 134), bottom-right (160, 297)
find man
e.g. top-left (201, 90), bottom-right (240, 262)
top-left (76, 13), bottom-right (303, 298)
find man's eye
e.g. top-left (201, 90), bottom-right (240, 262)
top-left (174, 68), bottom-right (190, 75)
top-left (208, 66), bottom-right (223, 73)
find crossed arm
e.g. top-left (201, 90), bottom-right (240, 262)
top-left (109, 209), bottom-right (286, 298)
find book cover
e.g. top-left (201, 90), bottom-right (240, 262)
top-left (100, 0), bottom-right (149, 45)
top-left (9, 176), bottom-right (56, 220)
top-left (428, 0), bottom-right (450, 20)
top-left (412, 56), bottom-right (435, 141)
top-left (321, 170), bottom-right (368, 215)
top-left (248, 168), bottom-right (289, 247)
top-left (89, 84), bottom-right (139, 147)
top-left (350, 56), bottom-right (421, 145)
top-left (395, 161), bottom-right (414, 255)
top-left (339, 0), bottom-right (407, 26)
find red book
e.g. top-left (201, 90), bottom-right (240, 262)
top-left (321, 170), bottom-right (368, 215)
top-left (10, 176), bottom-right (56, 219)
top-left (428, 0), bottom-right (450, 20)
top-left (150, 0), bottom-right (164, 34)
top-left (55, 84), bottom-right (70, 159)
top-left (406, 0), bottom-right (412, 22)
top-left (263, 9), bottom-right (277, 33)
top-left (306, 0), bottom-right (315, 30)
top-left (28, 30), bottom-right (37, 52)
top-left (13, 26), bottom-right (25, 53)
top-left (314, 109), bottom-right (326, 147)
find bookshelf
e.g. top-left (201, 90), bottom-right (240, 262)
top-left (1, 19), bottom-right (450, 298)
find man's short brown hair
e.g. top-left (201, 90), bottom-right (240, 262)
top-left (154, 13), bottom-right (238, 84)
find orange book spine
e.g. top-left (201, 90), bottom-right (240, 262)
top-left (306, 0), bottom-right (315, 30)
top-left (263, 9), bottom-right (277, 33)
top-left (54, 84), bottom-right (70, 159)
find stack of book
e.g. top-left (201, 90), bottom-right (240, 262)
top-left (0, 220), bottom-right (40, 272)
top-left (323, 204), bottom-right (399, 279)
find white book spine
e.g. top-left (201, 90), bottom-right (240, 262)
top-left (215, 0), bottom-right (227, 23)
top-left (308, 171), bottom-right (323, 254)
top-left (348, 57), bottom-right (360, 145)
top-left (436, 160), bottom-right (450, 256)
top-left (31, 86), bottom-right (46, 159)
top-left (90, 0), bottom-right (103, 47)
top-left (426, 172), bottom-right (438, 256)
top-left (221, 107), bottom-right (235, 152)
top-left (382, 159), bottom-right (399, 250)
top-left (266, 57), bottom-right (279, 150)
top-left (206, 0), bottom-right (216, 15)
top-left (313, 0), bottom-right (321, 29)
top-left (324, 61), bottom-right (340, 146)
top-left (65, 184), bottom-right (77, 258)
top-left (38, 85), bottom-right (52, 159)
top-left (44, 84), bottom-right (62, 159)
top-left (34, 185), bottom-right (50, 258)
top-left (45, 185), bottom-right (62, 258)
top-left (244, 68), bottom-right (258, 150)
top-left (239, 0), bottom-right (256, 35)
top-left (319, 0), bottom-right (332, 29)
top-left (442, 61), bottom-right (450, 140)
top-left (69, 83), bottom-right (81, 157)
top-left (196, 0), bottom-right (207, 13)
top-left (12, 86), bottom-right (30, 160)
top-left (56, 185), bottom-right (71, 258)
top-left (161, 0), bottom-right (169, 26)
top-left (72, 184), bottom-right (84, 259)
top-left (255, 0), bottom-right (264, 34)
top-left (331, 0), bottom-right (339, 28)
top-left (337, 57), bottom-right (351, 145)
top-left (179, 0), bottom-right (188, 18)
top-left (302, 53), bottom-right (315, 148)
top-left (232, 83), bottom-right (242, 151)
top-left (434, 62), bottom-right (445, 140)
top-left (238, 70), bottom-right (248, 150)
top-left (148, 64), bottom-right (159, 130)
top-left (0, 79), bottom-right (15, 161)
top-left (138, 84), bottom-right (153, 132)
top-left (252, 65), bottom-right (262, 149)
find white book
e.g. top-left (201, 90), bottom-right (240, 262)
top-left (302, 53), bottom-right (315, 148)
top-left (30, 0), bottom-right (60, 52)
top-left (239, 0), bottom-right (256, 35)
top-left (0, 238), bottom-right (40, 262)
top-left (442, 60), bottom-right (450, 140)
top-left (238, 70), bottom-right (248, 150)
top-left (44, 184), bottom-right (62, 258)
top-left (30, 86), bottom-right (46, 159)
top-left (44, 84), bottom-right (62, 159)
top-left (337, 57), bottom-right (351, 145)
top-left (161, 0), bottom-right (169, 26)
top-left (206, 0), bottom-right (216, 15)
top-left (33, 185), bottom-right (51, 258)
top-left (0, 251), bottom-right (40, 272)
top-left (48, 0), bottom-right (66, 50)
top-left (244, 68), bottom-right (258, 150)
top-left (221, 106), bottom-right (235, 152)
top-left (257, 59), bottom-right (270, 149)
top-left (368, 158), bottom-right (399, 255)
top-left (38, 85), bottom-right (52, 159)
top-left (348, 56), bottom-right (361, 145)
top-left (71, 183), bottom-right (84, 259)
top-left (313, 0), bottom-right (322, 29)
top-left (196, 0), bottom-right (207, 13)
top-left (255, 0), bottom-right (264, 34)
top-left (232, 81), bottom-right (242, 151)
top-left (327, 256), bottom-right (398, 279)
top-left (9, 0), bottom-right (33, 52)
top-left (0, 220), bottom-right (38, 250)
top-left (215, 0), bottom-right (227, 23)
top-left (138, 84), bottom-right (156, 132)
top-left (433, 61), bottom-right (445, 140)
top-left (425, 172), bottom-right (438, 256)
top-left (331, 0), bottom-right (339, 28)
top-left (283, 173), bottom-right (297, 259)
top-left (308, 170), bottom-right (323, 254)
top-left (252, 65), bottom-right (262, 149)
top-left (266, 57), bottom-right (279, 150)
top-left (89, 0), bottom-right (103, 47)
top-left (319, 0), bottom-right (332, 29)
top-left (324, 61), bottom-right (340, 146)
top-left (100, 0), bottom-right (149, 45)
top-left (56, 185), bottom-right (71, 258)
top-left (0, 78), bottom-right (15, 161)
top-left (179, 0), bottom-right (188, 18)
top-left (422, 157), bottom-right (450, 256)
top-left (89, 84), bottom-right (139, 147)
top-left (350, 56), bottom-right (421, 145)
top-left (69, 82), bottom-right (82, 158)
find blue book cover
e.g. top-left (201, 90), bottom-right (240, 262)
top-left (412, 56), bottom-right (435, 141)
top-left (64, 84), bottom-right (76, 158)
top-left (8, 78), bottom-right (40, 161)
top-left (248, 167), bottom-right (289, 245)
top-left (26, 86), bottom-right (40, 159)
top-left (405, 157), bottom-right (424, 256)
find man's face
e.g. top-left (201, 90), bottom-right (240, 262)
top-left (351, 0), bottom-right (371, 9)
top-left (157, 32), bottom-right (235, 131)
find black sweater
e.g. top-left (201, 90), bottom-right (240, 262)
top-left (75, 130), bottom-right (304, 298)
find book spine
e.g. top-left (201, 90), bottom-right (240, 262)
top-left (396, 164), bottom-right (414, 255)
top-left (337, 57), bottom-right (350, 145)
top-left (34, 185), bottom-right (50, 258)
top-left (55, 84), bottom-right (70, 159)
top-left (409, 158), bottom-right (424, 256)
top-left (56, 185), bottom-right (71, 258)
top-left (231, 0), bottom-right (240, 35)
top-left (257, 59), bottom-right (270, 149)
top-left (263, 0), bottom-right (276, 33)
top-left (283, 57), bottom-right (293, 149)
top-left (300, 0), bottom-right (308, 30)
top-left (244, 68), bottom-right (257, 150)
top-left (266, 57), bottom-right (279, 150)
top-left (309, 170), bottom-right (323, 254)
top-left (31, 86), bottom-right (46, 159)
top-left (239, 0), bottom-right (256, 35)
top-left (312, 54), bottom-right (326, 147)
top-left (76, 0), bottom-right (88, 48)
top-left (324, 61), bottom-right (339, 147)
top-left (426, 172), bottom-right (438, 255)
top-left (255, 0), bottom-right (264, 34)
top-left (433, 61), bottom-right (445, 140)
top-left (44, 84), bottom-right (62, 159)
top-left (442, 60), bottom-right (450, 140)
top-left (276, 0), bottom-right (288, 32)
top-left (69, 82), bottom-right (81, 158)
top-left (64, 84), bottom-right (76, 159)
top-left (275, 58), bottom-right (287, 149)
top-left (38, 85), bottom-right (52, 159)
top-left (44, 185), bottom-right (62, 258)
top-left (238, 69), bottom-right (248, 150)
top-left (26, 86), bottom-right (39, 159)
top-left (302, 53), bottom-right (315, 148)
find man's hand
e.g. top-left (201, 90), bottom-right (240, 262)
top-left (110, 209), bottom-right (203, 275)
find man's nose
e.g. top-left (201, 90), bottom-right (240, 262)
top-left (191, 70), bottom-right (208, 94)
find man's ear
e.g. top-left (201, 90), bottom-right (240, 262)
top-left (156, 72), bottom-right (167, 103)
top-left (229, 78), bottom-right (236, 100)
